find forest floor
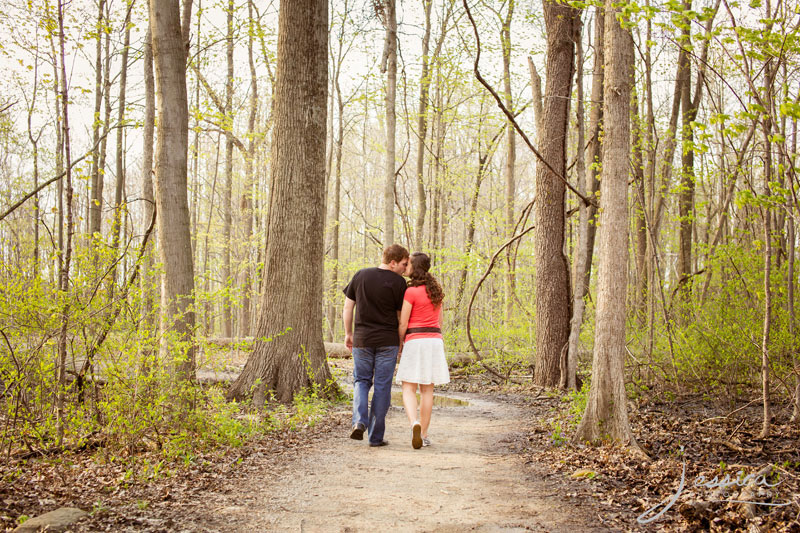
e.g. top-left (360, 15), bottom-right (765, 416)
top-left (2, 357), bottom-right (799, 532)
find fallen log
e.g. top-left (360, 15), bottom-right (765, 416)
top-left (203, 337), bottom-right (352, 358)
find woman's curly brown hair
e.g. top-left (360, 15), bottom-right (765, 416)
top-left (407, 252), bottom-right (444, 307)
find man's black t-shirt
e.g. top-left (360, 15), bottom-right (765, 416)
top-left (343, 267), bottom-right (407, 348)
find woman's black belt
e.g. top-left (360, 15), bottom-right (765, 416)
top-left (405, 327), bottom-right (441, 334)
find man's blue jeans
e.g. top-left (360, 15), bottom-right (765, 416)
top-left (352, 346), bottom-right (398, 444)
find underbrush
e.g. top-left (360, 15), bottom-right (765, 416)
top-left (521, 386), bottom-right (800, 531)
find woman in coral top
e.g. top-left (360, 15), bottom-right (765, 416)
top-left (397, 252), bottom-right (450, 449)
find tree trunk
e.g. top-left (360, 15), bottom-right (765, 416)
top-left (99, 12), bottom-right (112, 240)
top-left (633, 91), bottom-right (648, 322)
top-left (222, 0), bottom-right (234, 338)
top-left (238, 0), bottom-right (259, 338)
top-left (328, 82), bottom-right (344, 341)
top-left (563, 14), bottom-right (588, 390)
top-left (381, 0), bottom-right (397, 245)
top-left (533, 0), bottom-right (578, 387)
top-left (502, 0), bottom-right (516, 321)
top-left (581, 10), bottom-right (605, 296)
top-left (89, 0), bottom-right (105, 241)
top-left (759, 75), bottom-right (775, 438)
top-left (26, 52), bottom-right (43, 278)
top-left (190, 0), bottom-right (201, 264)
top-left (55, 0), bottom-right (75, 447)
top-left (111, 1), bottom-right (134, 289)
top-left (325, 0), bottom-right (351, 342)
top-left (652, 26), bottom-right (689, 239)
top-left (790, 118), bottom-right (800, 424)
top-left (142, 22), bottom-right (156, 336)
top-left (150, 0), bottom-right (196, 378)
top-left (414, 0), bottom-right (432, 250)
top-left (47, 22), bottom-right (64, 280)
top-left (573, 1), bottom-right (637, 446)
top-left (228, 0), bottom-right (334, 403)
top-left (455, 100), bottom-right (505, 311)
top-left (677, 0), bottom-right (694, 306)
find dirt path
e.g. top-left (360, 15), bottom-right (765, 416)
top-left (219, 391), bottom-right (606, 532)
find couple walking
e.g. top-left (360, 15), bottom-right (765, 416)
top-left (342, 244), bottom-right (450, 449)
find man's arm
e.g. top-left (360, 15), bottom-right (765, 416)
top-left (342, 296), bottom-right (356, 352)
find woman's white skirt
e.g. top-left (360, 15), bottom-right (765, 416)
top-left (396, 337), bottom-right (450, 385)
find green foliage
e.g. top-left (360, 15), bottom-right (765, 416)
top-left (565, 380), bottom-right (590, 421)
top-left (633, 234), bottom-right (799, 402)
top-left (549, 421), bottom-right (569, 447)
top-left (0, 242), bottom-right (335, 474)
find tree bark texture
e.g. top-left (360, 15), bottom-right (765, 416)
top-left (89, 0), bottom-right (105, 240)
top-left (633, 91), bottom-right (648, 322)
top-left (382, 0), bottom-right (397, 246)
top-left (414, 0), bottom-right (432, 250)
top-left (533, 0), bottom-right (578, 387)
top-left (581, 9), bottom-right (604, 295)
top-left (55, 0), bottom-right (75, 446)
top-left (563, 16), bottom-right (587, 390)
top-left (150, 0), bottom-right (196, 378)
top-left (223, 0), bottom-right (234, 338)
top-left (677, 0), bottom-right (695, 303)
top-left (111, 2), bottom-right (133, 290)
top-left (228, 0), bottom-right (334, 403)
top-left (574, 2), bottom-right (636, 445)
top-left (760, 86), bottom-right (774, 438)
top-left (238, 0), bottom-right (259, 338)
top-left (142, 23), bottom-right (156, 334)
top-left (502, 0), bottom-right (516, 321)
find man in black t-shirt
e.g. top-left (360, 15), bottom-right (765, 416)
top-left (342, 244), bottom-right (409, 447)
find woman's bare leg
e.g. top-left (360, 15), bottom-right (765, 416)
top-left (419, 384), bottom-right (434, 436)
top-left (401, 381), bottom-right (419, 425)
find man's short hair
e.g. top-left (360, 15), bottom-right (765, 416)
top-left (383, 244), bottom-right (409, 264)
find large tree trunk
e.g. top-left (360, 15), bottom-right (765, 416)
top-left (573, 0), bottom-right (636, 446)
top-left (381, 0), bottom-right (397, 245)
top-left (533, 0), bottom-right (578, 387)
top-left (228, 0), bottom-right (334, 403)
top-left (150, 0), bottom-right (196, 378)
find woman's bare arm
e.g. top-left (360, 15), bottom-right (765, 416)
top-left (398, 300), bottom-right (412, 342)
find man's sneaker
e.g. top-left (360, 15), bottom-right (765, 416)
top-left (422, 437), bottom-right (431, 447)
top-left (411, 421), bottom-right (423, 449)
top-left (369, 440), bottom-right (389, 447)
top-left (350, 422), bottom-right (366, 440)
